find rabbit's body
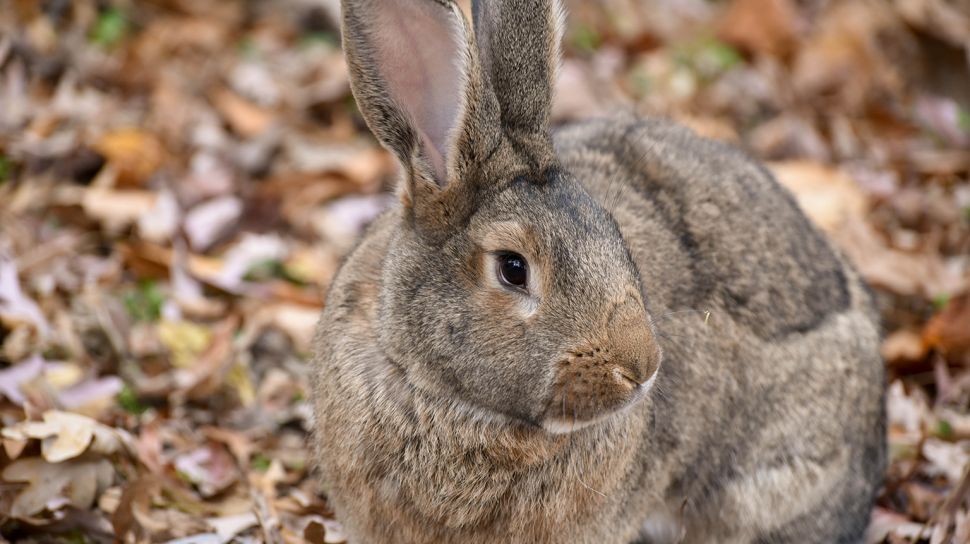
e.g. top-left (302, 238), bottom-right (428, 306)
top-left (312, 1), bottom-right (885, 542)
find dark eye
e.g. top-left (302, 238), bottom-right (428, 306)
top-left (497, 252), bottom-right (528, 290)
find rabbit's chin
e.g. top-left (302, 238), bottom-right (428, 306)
top-left (540, 371), bottom-right (656, 435)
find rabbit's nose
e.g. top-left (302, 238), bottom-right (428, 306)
top-left (606, 300), bottom-right (661, 386)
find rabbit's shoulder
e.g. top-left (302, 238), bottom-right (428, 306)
top-left (555, 117), bottom-right (860, 340)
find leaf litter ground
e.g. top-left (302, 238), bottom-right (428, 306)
top-left (0, 0), bottom-right (968, 542)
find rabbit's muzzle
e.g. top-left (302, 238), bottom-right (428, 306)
top-left (541, 301), bottom-right (661, 434)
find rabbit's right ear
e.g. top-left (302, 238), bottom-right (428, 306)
top-left (341, 0), bottom-right (500, 199)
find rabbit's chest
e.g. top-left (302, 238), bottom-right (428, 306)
top-left (355, 421), bottom-right (640, 542)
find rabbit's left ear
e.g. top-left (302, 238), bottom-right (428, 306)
top-left (341, 0), bottom-right (500, 191)
top-left (472, 0), bottom-right (564, 153)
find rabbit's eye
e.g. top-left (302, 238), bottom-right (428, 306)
top-left (497, 252), bottom-right (528, 290)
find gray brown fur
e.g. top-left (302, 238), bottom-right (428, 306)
top-left (310, 1), bottom-right (886, 542)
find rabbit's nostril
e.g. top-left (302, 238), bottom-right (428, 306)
top-left (611, 366), bottom-right (642, 389)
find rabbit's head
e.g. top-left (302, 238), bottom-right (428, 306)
top-left (342, 0), bottom-right (661, 433)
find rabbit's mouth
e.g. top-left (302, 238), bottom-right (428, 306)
top-left (539, 350), bottom-right (659, 434)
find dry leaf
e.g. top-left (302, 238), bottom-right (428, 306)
top-left (82, 188), bottom-right (159, 232)
top-left (881, 329), bottom-right (929, 366)
top-left (832, 218), bottom-right (964, 299)
top-left (1, 410), bottom-right (133, 463)
top-left (207, 512), bottom-right (259, 543)
top-left (922, 438), bottom-right (970, 483)
top-left (0, 354), bottom-right (44, 406)
top-left (184, 196), bottom-right (243, 251)
top-left (212, 87), bottom-right (276, 138)
top-left (138, 188), bottom-right (181, 244)
top-left (923, 292), bottom-right (970, 358)
top-left (770, 161), bottom-right (867, 233)
top-left (718, 0), bottom-right (803, 57)
top-left (2, 456), bottom-right (115, 518)
top-left (173, 443), bottom-right (240, 498)
top-left (94, 128), bottom-right (165, 187)
top-left (158, 319), bottom-right (214, 369)
top-left (0, 251), bottom-right (50, 336)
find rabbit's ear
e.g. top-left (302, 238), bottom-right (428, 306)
top-left (341, 0), bottom-right (498, 190)
top-left (473, 0), bottom-right (564, 144)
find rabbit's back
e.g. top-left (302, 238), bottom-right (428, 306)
top-left (556, 117), bottom-right (886, 542)
top-left (555, 117), bottom-right (857, 334)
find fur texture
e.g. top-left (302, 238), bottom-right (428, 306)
top-left (310, 1), bottom-right (886, 542)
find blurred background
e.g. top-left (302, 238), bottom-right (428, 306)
top-left (0, 0), bottom-right (968, 542)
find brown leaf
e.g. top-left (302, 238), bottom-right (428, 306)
top-left (82, 188), bottom-right (158, 232)
top-left (93, 129), bottom-right (166, 187)
top-left (882, 329), bottom-right (929, 367)
top-left (769, 161), bottom-right (867, 233)
top-left (718, 0), bottom-right (803, 57)
top-left (212, 87), bottom-right (276, 138)
top-left (923, 292), bottom-right (970, 358)
top-left (831, 218), bottom-right (964, 299)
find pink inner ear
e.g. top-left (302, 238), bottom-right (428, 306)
top-left (372, 0), bottom-right (466, 183)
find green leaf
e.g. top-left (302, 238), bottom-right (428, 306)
top-left (703, 39), bottom-right (743, 72)
top-left (238, 37), bottom-right (259, 59)
top-left (674, 36), bottom-right (744, 80)
top-left (117, 384), bottom-right (147, 415)
top-left (932, 292), bottom-right (951, 311)
top-left (958, 108), bottom-right (970, 133)
top-left (123, 280), bottom-right (165, 322)
top-left (300, 31), bottom-right (338, 48)
top-left (627, 70), bottom-right (652, 98)
top-left (90, 8), bottom-right (128, 48)
top-left (0, 154), bottom-right (10, 183)
top-left (251, 453), bottom-right (272, 472)
top-left (243, 258), bottom-right (307, 285)
top-left (935, 419), bottom-right (954, 440)
top-left (60, 530), bottom-right (95, 544)
top-left (570, 24), bottom-right (601, 55)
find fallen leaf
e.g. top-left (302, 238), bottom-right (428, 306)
top-left (94, 128), bottom-right (165, 187)
top-left (138, 188), bottom-right (181, 244)
top-left (58, 375), bottom-right (124, 412)
top-left (2, 456), bottom-right (115, 518)
top-left (882, 329), bottom-right (929, 367)
top-left (770, 160), bottom-right (867, 233)
top-left (0, 354), bottom-right (44, 405)
top-left (158, 319), bottom-right (213, 368)
top-left (311, 194), bottom-right (393, 250)
top-left (791, 1), bottom-right (906, 110)
top-left (923, 292), bottom-right (970, 358)
top-left (174, 443), bottom-right (240, 498)
top-left (832, 218), bottom-right (965, 299)
top-left (1, 410), bottom-right (133, 462)
top-left (718, 0), bottom-right (803, 57)
top-left (212, 87), bottom-right (276, 138)
top-left (214, 233), bottom-right (289, 290)
top-left (207, 512), bottom-right (259, 543)
top-left (865, 507), bottom-right (927, 544)
top-left (82, 188), bottom-right (159, 232)
top-left (283, 137), bottom-right (389, 185)
top-left (250, 303), bottom-right (322, 354)
top-left (184, 196), bottom-right (243, 251)
top-left (922, 438), bottom-right (970, 483)
top-left (0, 251), bottom-right (51, 337)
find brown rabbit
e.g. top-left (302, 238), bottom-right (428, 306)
top-left (309, 0), bottom-right (886, 542)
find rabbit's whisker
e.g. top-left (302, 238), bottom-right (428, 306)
top-left (579, 477), bottom-right (608, 499)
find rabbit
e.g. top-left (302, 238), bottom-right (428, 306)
top-left (309, 0), bottom-right (887, 542)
